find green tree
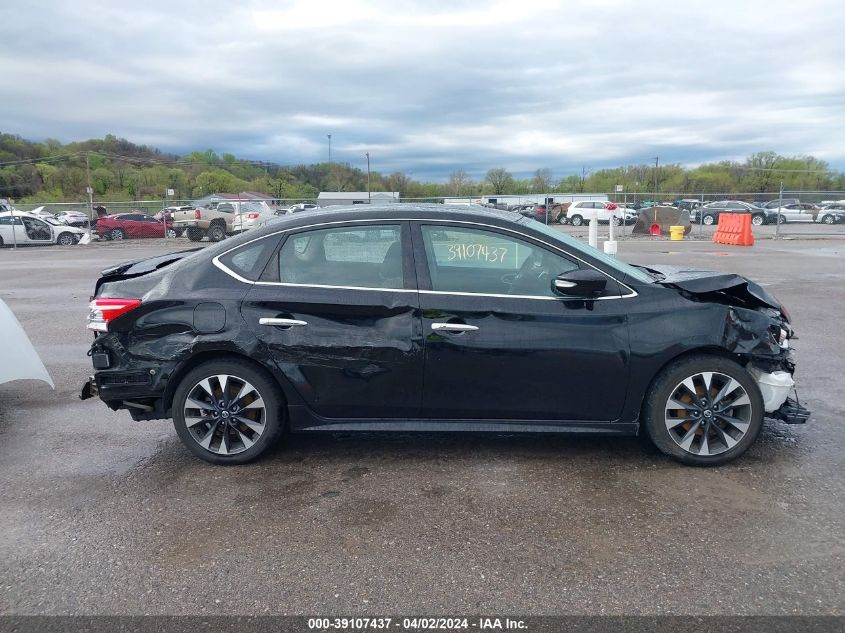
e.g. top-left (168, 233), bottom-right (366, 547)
top-left (485, 168), bottom-right (513, 195)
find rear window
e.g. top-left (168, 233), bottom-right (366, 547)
top-left (218, 238), bottom-right (278, 281)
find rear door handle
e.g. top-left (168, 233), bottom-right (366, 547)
top-left (431, 322), bottom-right (479, 332)
top-left (259, 317), bottom-right (308, 327)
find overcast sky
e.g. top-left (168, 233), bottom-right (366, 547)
top-left (2, 0), bottom-right (844, 179)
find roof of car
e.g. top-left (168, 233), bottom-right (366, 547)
top-left (250, 203), bottom-right (526, 238)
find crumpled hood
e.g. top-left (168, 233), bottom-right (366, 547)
top-left (645, 264), bottom-right (784, 315)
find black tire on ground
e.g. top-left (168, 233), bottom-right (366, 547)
top-left (172, 359), bottom-right (285, 465)
top-left (821, 214), bottom-right (835, 225)
top-left (208, 223), bottom-right (227, 242)
top-left (110, 228), bottom-right (125, 240)
top-left (570, 214), bottom-right (584, 226)
top-left (642, 354), bottom-right (764, 466)
top-left (174, 228), bottom-right (184, 237)
top-left (56, 232), bottom-right (76, 246)
top-left (614, 216), bottom-right (624, 226)
top-left (186, 227), bottom-right (205, 242)
top-left (751, 214), bottom-right (765, 226)
top-left (702, 214), bottom-right (716, 226)
top-left (0, 235), bottom-right (4, 246)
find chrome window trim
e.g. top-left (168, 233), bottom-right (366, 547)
top-left (212, 217), bottom-right (639, 299)
top-left (254, 281), bottom-right (415, 293)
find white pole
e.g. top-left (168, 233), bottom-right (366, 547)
top-left (604, 207), bottom-right (618, 256)
top-left (588, 211), bottom-right (598, 248)
top-left (10, 204), bottom-right (17, 249)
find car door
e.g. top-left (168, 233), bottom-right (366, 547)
top-left (139, 214), bottom-right (166, 237)
top-left (21, 216), bottom-right (53, 244)
top-left (412, 221), bottom-right (631, 423)
top-left (240, 221), bottom-right (424, 420)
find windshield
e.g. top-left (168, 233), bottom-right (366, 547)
top-left (525, 219), bottom-right (654, 284)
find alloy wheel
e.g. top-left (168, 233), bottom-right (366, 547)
top-left (111, 228), bottom-right (124, 240)
top-left (664, 371), bottom-right (753, 456)
top-left (703, 215), bottom-right (715, 225)
top-left (58, 233), bottom-right (75, 246)
top-left (183, 374), bottom-right (267, 455)
top-left (752, 215), bottom-right (764, 226)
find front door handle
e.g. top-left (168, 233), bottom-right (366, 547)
top-left (259, 317), bottom-right (308, 327)
top-left (431, 322), bottom-right (479, 333)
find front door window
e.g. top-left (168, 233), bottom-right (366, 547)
top-left (420, 225), bottom-right (578, 297)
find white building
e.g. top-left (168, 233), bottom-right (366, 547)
top-left (317, 191), bottom-right (401, 206)
top-left (480, 193), bottom-right (609, 208)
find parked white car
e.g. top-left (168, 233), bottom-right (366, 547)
top-left (284, 202), bottom-right (319, 214)
top-left (768, 203), bottom-right (829, 223)
top-left (565, 201), bottom-right (636, 226)
top-left (0, 211), bottom-right (86, 246)
top-left (230, 201), bottom-right (279, 233)
top-left (55, 210), bottom-right (94, 227)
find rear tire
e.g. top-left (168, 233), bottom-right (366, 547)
top-left (570, 214), bottom-right (584, 226)
top-left (642, 355), bottom-right (764, 466)
top-left (208, 223), bottom-right (227, 242)
top-left (703, 214), bottom-right (716, 226)
top-left (751, 214), bottom-right (765, 226)
top-left (172, 360), bottom-right (285, 465)
top-left (110, 228), bottom-right (125, 240)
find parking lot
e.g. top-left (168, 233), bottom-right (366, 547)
top-left (1, 234), bottom-right (843, 616)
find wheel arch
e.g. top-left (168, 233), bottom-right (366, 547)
top-left (633, 345), bottom-right (749, 431)
top-left (163, 350), bottom-right (293, 423)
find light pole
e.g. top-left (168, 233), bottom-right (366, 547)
top-left (366, 152), bottom-right (371, 203)
top-left (327, 134), bottom-right (332, 163)
top-left (653, 156), bottom-right (659, 203)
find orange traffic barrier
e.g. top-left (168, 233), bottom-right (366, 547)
top-left (712, 212), bottom-right (754, 246)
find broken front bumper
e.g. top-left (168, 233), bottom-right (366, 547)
top-left (768, 395), bottom-right (811, 425)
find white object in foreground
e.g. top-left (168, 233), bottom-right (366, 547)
top-left (0, 299), bottom-right (54, 388)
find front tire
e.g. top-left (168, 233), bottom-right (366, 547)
top-left (57, 232), bottom-right (76, 246)
top-left (702, 214), bottom-right (716, 226)
top-left (570, 214), bottom-right (584, 226)
top-left (186, 227), bottom-right (204, 242)
top-left (821, 214), bottom-right (835, 225)
top-left (642, 355), bottom-right (764, 466)
top-left (751, 214), bottom-right (765, 226)
top-left (172, 360), bottom-right (284, 465)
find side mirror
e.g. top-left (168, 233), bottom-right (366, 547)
top-left (552, 269), bottom-right (607, 298)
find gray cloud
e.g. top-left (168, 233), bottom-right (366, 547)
top-left (1, 0), bottom-right (844, 180)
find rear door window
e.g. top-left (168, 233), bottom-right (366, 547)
top-left (278, 225), bottom-right (404, 289)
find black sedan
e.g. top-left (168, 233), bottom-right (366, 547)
top-left (81, 205), bottom-right (808, 466)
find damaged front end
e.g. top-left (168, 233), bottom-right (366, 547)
top-left (647, 264), bottom-right (811, 425)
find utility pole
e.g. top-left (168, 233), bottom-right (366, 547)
top-left (327, 134), bottom-right (332, 163)
top-left (85, 152), bottom-right (94, 235)
top-left (366, 152), bottom-right (371, 203)
top-left (776, 181), bottom-right (784, 238)
top-left (653, 156), bottom-right (659, 203)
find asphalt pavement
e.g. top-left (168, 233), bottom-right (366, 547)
top-left (0, 235), bottom-right (843, 616)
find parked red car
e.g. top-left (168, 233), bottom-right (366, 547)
top-left (96, 213), bottom-right (175, 240)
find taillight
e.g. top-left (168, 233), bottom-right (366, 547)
top-left (87, 298), bottom-right (142, 332)
top-left (194, 209), bottom-right (201, 219)
top-left (247, 213), bottom-right (260, 219)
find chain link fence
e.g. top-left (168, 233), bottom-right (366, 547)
top-left (5, 191), bottom-right (845, 244)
